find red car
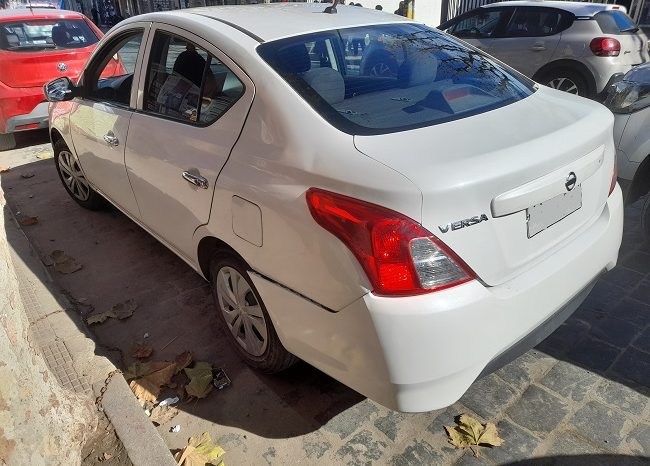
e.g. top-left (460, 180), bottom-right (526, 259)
top-left (0, 8), bottom-right (105, 150)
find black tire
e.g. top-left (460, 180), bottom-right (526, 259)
top-left (539, 68), bottom-right (590, 98)
top-left (210, 252), bottom-right (297, 374)
top-left (642, 194), bottom-right (650, 241)
top-left (53, 138), bottom-right (105, 210)
top-left (0, 132), bottom-right (16, 151)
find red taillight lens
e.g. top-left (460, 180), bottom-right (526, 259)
top-left (590, 37), bottom-right (621, 57)
top-left (609, 155), bottom-right (617, 196)
top-left (306, 188), bottom-right (475, 296)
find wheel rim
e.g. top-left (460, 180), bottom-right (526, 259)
top-left (370, 62), bottom-right (392, 77)
top-left (216, 266), bottom-right (268, 356)
top-left (547, 77), bottom-right (580, 95)
top-left (57, 150), bottom-right (90, 201)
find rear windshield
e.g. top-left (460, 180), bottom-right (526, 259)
top-left (595, 11), bottom-right (639, 34)
top-left (0, 19), bottom-right (99, 52)
top-left (258, 23), bottom-right (535, 135)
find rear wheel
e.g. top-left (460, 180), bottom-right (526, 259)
top-left (0, 133), bottom-right (16, 151)
top-left (210, 252), bottom-right (297, 374)
top-left (53, 138), bottom-right (105, 210)
top-left (540, 69), bottom-right (589, 97)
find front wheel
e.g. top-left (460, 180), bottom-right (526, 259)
top-left (53, 138), bottom-right (105, 210)
top-left (210, 252), bottom-right (297, 374)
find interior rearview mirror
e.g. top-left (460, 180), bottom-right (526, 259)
top-left (44, 77), bottom-right (76, 102)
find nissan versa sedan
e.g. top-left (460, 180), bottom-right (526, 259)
top-left (45, 4), bottom-right (623, 412)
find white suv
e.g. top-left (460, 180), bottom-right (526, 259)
top-left (440, 1), bottom-right (650, 98)
top-left (45, 4), bottom-right (623, 412)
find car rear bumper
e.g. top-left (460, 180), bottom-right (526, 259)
top-left (0, 81), bottom-right (48, 134)
top-left (251, 186), bottom-right (623, 412)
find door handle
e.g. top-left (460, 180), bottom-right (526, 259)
top-left (531, 44), bottom-right (546, 51)
top-left (103, 132), bottom-right (119, 146)
top-left (182, 171), bottom-right (209, 189)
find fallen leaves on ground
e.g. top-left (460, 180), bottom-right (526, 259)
top-left (87, 299), bottom-right (137, 325)
top-left (126, 360), bottom-right (178, 403)
top-left (131, 342), bottom-right (153, 359)
top-left (184, 362), bottom-right (213, 399)
top-left (174, 351), bottom-right (192, 373)
top-left (444, 414), bottom-right (504, 457)
top-left (0, 167), bottom-right (10, 173)
top-left (35, 152), bottom-right (53, 160)
top-left (18, 216), bottom-right (39, 226)
top-left (174, 432), bottom-right (225, 466)
top-left (150, 404), bottom-right (179, 426)
top-left (20, 172), bottom-right (35, 179)
top-left (50, 250), bottom-right (82, 274)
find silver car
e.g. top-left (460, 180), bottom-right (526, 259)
top-left (605, 63), bottom-right (650, 236)
top-left (439, 1), bottom-right (650, 98)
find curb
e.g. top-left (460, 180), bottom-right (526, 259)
top-left (4, 198), bottom-right (176, 466)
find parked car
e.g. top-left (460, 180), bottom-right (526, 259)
top-left (604, 63), bottom-right (650, 236)
top-left (45, 4), bottom-right (622, 412)
top-left (439, 1), bottom-right (650, 98)
top-left (0, 8), bottom-right (106, 150)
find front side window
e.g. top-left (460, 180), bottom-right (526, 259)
top-left (0, 19), bottom-right (98, 52)
top-left (258, 23), bottom-right (535, 135)
top-left (144, 31), bottom-right (244, 125)
top-left (85, 30), bottom-right (143, 106)
top-left (447, 10), bottom-right (504, 39)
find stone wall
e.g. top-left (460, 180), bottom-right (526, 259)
top-left (0, 195), bottom-right (95, 466)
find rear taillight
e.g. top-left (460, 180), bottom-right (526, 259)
top-left (306, 188), bottom-right (475, 296)
top-left (609, 154), bottom-right (617, 196)
top-left (590, 37), bottom-right (621, 57)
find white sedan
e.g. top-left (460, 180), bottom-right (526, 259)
top-left (45, 3), bottom-right (623, 412)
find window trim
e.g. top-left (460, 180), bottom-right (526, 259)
top-left (135, 23), bottom-right (248, 129)
top-left (79, 24), bottom-right (150, 110)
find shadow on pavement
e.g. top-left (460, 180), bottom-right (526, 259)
top-left (505, 453), bottom-right (648, 465)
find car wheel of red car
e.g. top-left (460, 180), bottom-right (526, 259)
top-left (0, 133), bottom-right (16, 151)
top-left (54, 139), bottom-right (105, 210)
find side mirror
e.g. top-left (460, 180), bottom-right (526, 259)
top-left (44, 77), bottom-right (77, 102)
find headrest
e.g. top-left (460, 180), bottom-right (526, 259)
top-left (51, 25), bottom-right (69, 46)
top-left (302, 67), bottom-right (345, 104)
top-left (277, 43), bottom-right (311, 74)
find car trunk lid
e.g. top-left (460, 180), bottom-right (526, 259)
top-left (353, 87), bottom-right (615, 286)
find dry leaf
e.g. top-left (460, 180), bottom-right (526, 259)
top-left (18, 216), bottom-right (39, 226)
top-left (35, 152), bottom-right (53, 160)
top-left (184, 362), bottom-right (213, 399)
top-left (131, 342), bottom-right (153, 359)
top-left (150, 404), bottom-right (179, 426)
top-left (127, 361), bottom-right (177, 403)
top-left (50, 250), bottom-right (82, 274)
top-left (87, 300), bottom-right (137, 325)
top-left (174, 351), bottom-right (193, 374)
top-left (174, 432), bottom-right (225, 466)
top-left (445, 414), bottom-right (504, 457)
top-left (20, 172), bottom-right (35, 179)
top-left (0, 167), bottom-right (10, 173)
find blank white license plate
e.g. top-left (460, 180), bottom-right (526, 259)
top-left (527, 186), bottom-right (582, 238)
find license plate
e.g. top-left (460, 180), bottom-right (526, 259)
top-left (527, 186), bottom-right (582, 238)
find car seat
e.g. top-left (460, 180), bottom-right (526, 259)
top-left (51, 25), bottom-right (70, 47)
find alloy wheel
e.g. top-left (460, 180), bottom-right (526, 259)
top-left (547, 77), bottom-right (579, 95)
top-left (57, 150), bottom-right (91, 201)
top-left (216, 266), bottom-right (268, 356)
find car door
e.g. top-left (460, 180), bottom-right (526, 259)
top-left (488, 7), bottom-right (566, 77)
top-left (440, 8), bottom-right (513, 54)
top-left (125, 25), bottom-right (254, 261)
top-left (69, 24), bottom-right (150, 217)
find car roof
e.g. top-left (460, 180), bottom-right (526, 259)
top-left (482, 1), bottom-right (616, 17)
top-left (177, 3), bottom-right (410, 42)
top-left (0, 8), bottom-right (85, 21)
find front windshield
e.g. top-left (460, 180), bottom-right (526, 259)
top-left (258, 23), bottom-right (535, 135)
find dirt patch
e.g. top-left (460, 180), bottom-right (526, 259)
top-left (81, 413), bottom-right (131, 466)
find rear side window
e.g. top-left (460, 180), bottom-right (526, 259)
top-left (595, 11), bottom-right (639, 34)
top-left (258, 23), bottom-right (535, 135)
top-left (504, 7), bottom-right (571, 37)
top-left (0, 19), bottom-right (98, 52)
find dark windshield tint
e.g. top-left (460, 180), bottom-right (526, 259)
top-left (595, 11), bottom-right (638, 33)
top-left (0, 19), bottom-right (98, 51)
top-left (258, 24), bottom-right (535, 135)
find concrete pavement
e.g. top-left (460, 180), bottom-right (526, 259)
top-left (1, 131), bottom-right (648, 465)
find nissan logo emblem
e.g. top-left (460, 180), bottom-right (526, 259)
top-left (565, 172), bottom-right (577, 191)
top-left (57, 62), bottom-right (68, 72)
